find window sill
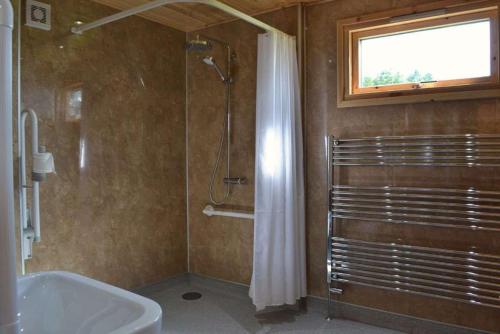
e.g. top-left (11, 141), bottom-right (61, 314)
top-left (337, 87), bottom-right (500, 108)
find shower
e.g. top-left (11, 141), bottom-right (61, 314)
top-left (202, 56), bottom-right (228, 83)
top-left (186, 35), bottom-right (245, 205)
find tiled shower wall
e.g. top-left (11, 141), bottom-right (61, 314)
top-left (18, 0), bottom-right (187, 289)
top-left (186, 7), bottom-right (298, 284)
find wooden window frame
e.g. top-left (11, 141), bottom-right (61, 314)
top-left (337, 0), bottom-right (500, 108)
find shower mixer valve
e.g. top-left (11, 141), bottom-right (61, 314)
top-left (223, 177), bottom-right (247, 185)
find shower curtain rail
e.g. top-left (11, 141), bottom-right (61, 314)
top-left (326, 134), bottom-right (500, 317)
top-left (70, 0), bottom-right (288, 35)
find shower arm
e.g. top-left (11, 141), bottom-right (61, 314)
top-left (70, 0), bottom-right (289, 36)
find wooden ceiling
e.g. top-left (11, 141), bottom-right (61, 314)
top-left (91, 0), bottom-right (315, 32)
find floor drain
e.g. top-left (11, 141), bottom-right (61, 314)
top-left (182, 292), bottom-right (202, 300)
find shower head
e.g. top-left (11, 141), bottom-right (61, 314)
top-left (186, 36), bottom-right (212, 52)
top-left (202, 56), bottom-right (215, 66)
top-left (203, 56), bottom-right (228, 83)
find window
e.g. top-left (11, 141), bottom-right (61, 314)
top-left (337, 0), bottom-right (500, 107)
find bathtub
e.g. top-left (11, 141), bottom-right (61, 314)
top-left (17, 271), bottom-right (162, 334)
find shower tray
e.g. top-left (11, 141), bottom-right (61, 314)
top-left (17, 271), bottom-right (162, 334)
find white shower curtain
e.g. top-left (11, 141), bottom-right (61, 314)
top-left (250, 32), bottom-right (306, 310)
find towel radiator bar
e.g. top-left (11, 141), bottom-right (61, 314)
top-left (327, 134), bottom-right (500, 317)
top-left (332, 134), bottom-right (500, 167)
top-left (331, 185), bottom-right (500, 231)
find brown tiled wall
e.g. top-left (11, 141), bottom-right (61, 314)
top-left (18, 0), bottom-right (187, 289)
top-left (306, 0), bottom-right (500, 332)
top-left (16, 0), bottom-right (500, 330)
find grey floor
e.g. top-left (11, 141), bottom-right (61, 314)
top-left (137, 274), bottom-right (403, 334)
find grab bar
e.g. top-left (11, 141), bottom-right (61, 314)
top-left (202, 205), bottom-right (254, 220)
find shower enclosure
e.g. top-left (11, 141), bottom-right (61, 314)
top-left (9, 0), bottom-right (290, 296)
top-left (0, 0), bottom-right (300, 331)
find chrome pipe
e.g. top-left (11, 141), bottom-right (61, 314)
top-left (331, 249), bottom-right (500, 275)
top-left (332, 140), bottom-right (500, 148)
top-left (332, 242), bottom-right (500, 268)
top-left (332, 162), bottom-right (500, 167)
top-left (332, 202), bottom-right (500, 219)
top-left (331, 260), bottom-right (500, 290)
top-left (326, 136), bottom-right (334, 284)
top-left (334, 134), bottom-right (500, 141)
top-left (333, 155), bottom-right (500, 161)
top-left (334, 277), bottom-right (500, 308)
top-left (334, 267), bottom-right (500, 297)
top-left (331, 208), bottom-right (500, 226)
top-left (332, 213), bottom-right (498, 230)
top-left (335, 272), bottom-right (500, 304)
top-left (332, 185), bottom-right (500, 196)
top-left (332, 237), bottom-right (500, 260)
top-left (333, 148), bottom-right (500, 154)
top-left (331, 190), bottom-right (500, 203)
top-left (331, 253), bottom-right (500, 282)
top-left (336, 274), bottom-right (499, 303)
top-left (332, 279), bottom-right (500, 309)
top-left (332, 197), bottom-right (500, 211)
top-left (336, 274), bottom-right (490, 301)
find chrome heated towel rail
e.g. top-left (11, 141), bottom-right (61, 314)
top-left (332, 134), bottom-right (500, 167)
top-left (327, 134), bottom-right (500, 316)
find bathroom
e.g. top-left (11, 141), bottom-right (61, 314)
top-left (0, 0), bottom-right (499, 333)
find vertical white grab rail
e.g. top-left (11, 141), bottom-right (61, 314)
top-left (0, 1), bottom-right (19, 333)
top-left (18, 109), bottom-right (55, 271)
top-left (19, 110), bottom-right (40, 267)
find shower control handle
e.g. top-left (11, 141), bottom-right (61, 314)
top-left (224, 177), bottom-right (247, 185)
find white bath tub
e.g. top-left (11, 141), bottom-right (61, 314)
top-left (17, 271), bottom-right (162, 334)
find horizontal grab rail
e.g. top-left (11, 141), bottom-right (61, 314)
top-left (202, 205), bottom-right (254, 220)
